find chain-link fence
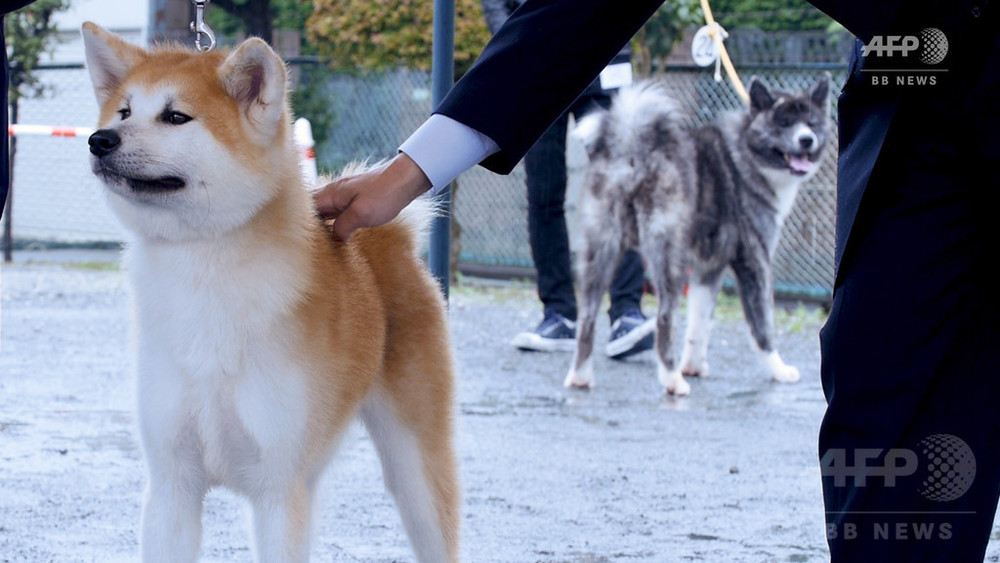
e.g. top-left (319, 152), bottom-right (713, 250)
top-left (6, 60), bottom-right (844, 300)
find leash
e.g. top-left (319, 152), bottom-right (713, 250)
top-left (696, 0), bottom-right (748, 104)
top-left (190, 0), bottom-right (216, 52)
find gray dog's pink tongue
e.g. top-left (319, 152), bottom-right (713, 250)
top-left (789, 155), bottom-right (813, 173)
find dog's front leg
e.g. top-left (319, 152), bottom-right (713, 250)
top-left (138, 414), bottom-right (206, 562)
top-left (250, 483), bottom-right (314, 563)
top-left (141, 468), bottom-right (206, 563)
top-left (680, 271), bottom-right (725, 377)
top-left (730, 251), bottom-right (800, 383)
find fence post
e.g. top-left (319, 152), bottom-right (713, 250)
top-left (428, 0), bottom-right (455, 299)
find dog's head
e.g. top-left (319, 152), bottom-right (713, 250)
top-left (742, 74), bottom-right (830, 181)
top-left (82, 22), bottom-right (296, 241)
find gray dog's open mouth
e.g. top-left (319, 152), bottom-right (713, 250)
top-left (775, 150), bottom-right (815, 176)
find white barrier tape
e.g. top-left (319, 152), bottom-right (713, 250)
top-left (8, 124), bottom-right (96, 137)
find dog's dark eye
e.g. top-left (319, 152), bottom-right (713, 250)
top-left (118, 107), bottom-right (131, 120)
top-left (163, 111), bottom-right (193, 125)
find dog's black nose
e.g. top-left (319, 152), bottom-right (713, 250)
top-left (798, 135), bottom-right (814, 150)
top-left (88, 129), bottom-right (121, 157)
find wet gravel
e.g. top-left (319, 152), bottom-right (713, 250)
top-left (2, 252), bottom-right (998, 562)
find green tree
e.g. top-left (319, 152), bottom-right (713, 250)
top-left (206, 0), bottom-right (314, 50)
top-left (633, 0), bottom-right (704, 76)
top-left (306, 0), bottom-right (490, 76)
top-left (3, 0), bottom-right (69, 262)
top-left (711, 0), bottom-right (832, 32)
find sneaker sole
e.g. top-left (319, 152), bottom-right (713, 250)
top-left (605, 318), bottom-right (656, 359)
top-left (511, 332), bottom-right (576, 353)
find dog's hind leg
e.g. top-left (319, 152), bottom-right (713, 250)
top-left (361, 381), bottom-right (459, 563)
top-left (565, 230), bottom-right (621, 389)
top-left (679, 270), bottom-right (725, 377)
top-left (642, 235), bottom-right (690, 396)
top-left (731, 250), bottom-right (800, 383)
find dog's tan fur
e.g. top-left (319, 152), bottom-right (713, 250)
top-left (83, 23), bottom-right (457, 562)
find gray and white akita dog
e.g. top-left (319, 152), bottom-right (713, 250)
top-left (565, 75), bottom-right (830, 395)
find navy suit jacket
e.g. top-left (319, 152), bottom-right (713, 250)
top-left (437, 0), bottom-right (997, 280)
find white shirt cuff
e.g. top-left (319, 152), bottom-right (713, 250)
top-left (398, 114), bottom-right (500, 196)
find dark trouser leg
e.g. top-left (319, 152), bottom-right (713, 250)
top-left (524, 113), bottom-right (576, 322)
top-left (819, 169), bottom-right (1000, 561)
top-left (607, 249), bottom-right (646, 322)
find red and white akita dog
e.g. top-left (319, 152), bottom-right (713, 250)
top-left (82, 22), bottom-right (459, 562)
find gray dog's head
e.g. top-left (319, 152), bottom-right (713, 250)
top-left (742, 74), bottom-right (830, 180)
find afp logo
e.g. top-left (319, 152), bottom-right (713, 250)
top-left (821, 433), bottom-right (976, 502)
top-left (862, 27), bottom-right (949, 65)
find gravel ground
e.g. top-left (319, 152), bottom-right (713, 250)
top-left (1, 251), bottom-right (998, 562)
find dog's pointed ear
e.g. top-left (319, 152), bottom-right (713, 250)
top-left (81, 22), bottom-right (145, 106)
top-left (747, 77), bottom-right (775, 113)
top-left (810, 72), bottom-right (831, 108)
top-left (218, 38), bottom-right (287, 137)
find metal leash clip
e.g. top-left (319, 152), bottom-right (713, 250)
top-left (190, 0), bottom-right (216, 52)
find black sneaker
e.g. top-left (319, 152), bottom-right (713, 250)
top-left (605, 309), bottom-right (655, 359)
top-left (510, 313), bottom-right (576, 352)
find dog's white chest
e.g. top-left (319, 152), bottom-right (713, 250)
top-left (128, 243), bottom-right (311, 492)
top-left (759, 169), bottom-right (802, 224)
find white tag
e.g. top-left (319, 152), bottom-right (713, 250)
top-left (691, 23), bottom-right (727, 67)
top-left (599, 62), bottom-right (633, 90)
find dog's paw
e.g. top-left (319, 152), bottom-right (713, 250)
top-left (762, 351), bottom-right (800, 383)
top-left (564, 364), bottom-right (594, 389)
top-left (680, 360), bottom-right (710, 377)
top-left (771, 364), bottom-right (801, 383)
top-left (658, 366), bottom-right (691, 396)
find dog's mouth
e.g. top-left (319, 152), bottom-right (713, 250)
top-left (774, 149), bottom-right (815, 176)
top-left (124, 176), bottom-right (187, 193)
top-left (98, 170), bottom-right (187, 194)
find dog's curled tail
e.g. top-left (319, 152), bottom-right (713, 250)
top-left (572, 80), bottom-right (682, 158)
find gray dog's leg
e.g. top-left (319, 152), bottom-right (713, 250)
top-left (731, 251), bottom-right (800, 382)
top-left (565, 230), bottom-right (620, 389)
top-left (679, 268), bottom-right (725, 377)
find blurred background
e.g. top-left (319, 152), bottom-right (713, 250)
top-left (4, 0), bottom-right (850, 301)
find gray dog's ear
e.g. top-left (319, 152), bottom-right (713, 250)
top-left (810, 72), bottom-right (831, 108)
top-left (747, 77), bottom-right (775, 113)
top-left (81, 22), bottom-right (146, 107)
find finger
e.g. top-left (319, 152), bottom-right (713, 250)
top-left (332, 207), bottom-right (363, 241)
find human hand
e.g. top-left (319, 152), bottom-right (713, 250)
top-left (314, 153), bottom-right (432, 241)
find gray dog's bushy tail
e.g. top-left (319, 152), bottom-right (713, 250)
top-left (572, 81), bottom-right (682, 158)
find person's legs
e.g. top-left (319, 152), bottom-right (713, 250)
top-left (524, 112), bottom-right (575, 322)
top-left (819, 152), bottom-right (1000, 560)
top-left (607, 249), bottom-right (646, 321)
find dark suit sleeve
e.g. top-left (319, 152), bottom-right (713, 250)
top-left (436, 0), bottom-right (663, 174)
top-left (3, 1), bottom-right (36, 15)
